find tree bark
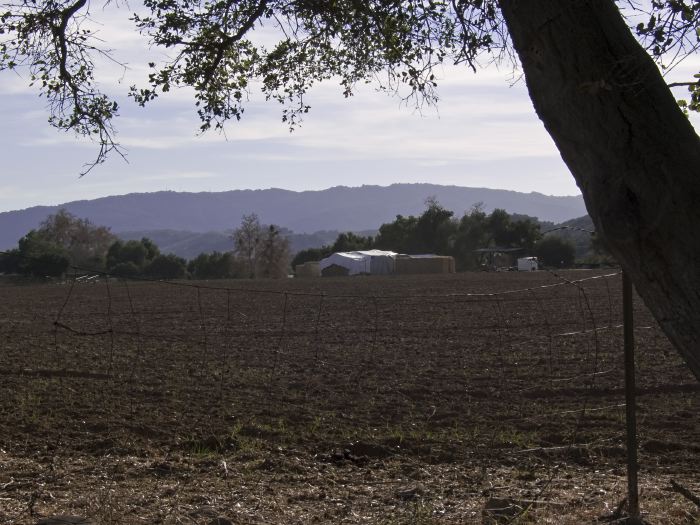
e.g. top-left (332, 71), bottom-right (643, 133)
top-left (499, 0), bottom-right (700, 380)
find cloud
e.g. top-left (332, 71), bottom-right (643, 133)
top-left (128, 171), bottom-right (220, 182)
top-left (84, 64), bottom-right (555, 165)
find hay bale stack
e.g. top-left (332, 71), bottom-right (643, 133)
top-left (395, 255), bottom-right (455, 275)
top-left (295, 261), bottom-right (321, 278)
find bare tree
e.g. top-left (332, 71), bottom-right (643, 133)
top-left (256, 225), bottom-right (291, 279)
top-left (232, 214), bottom-right (262, 279)
top-left (232, 214), bottom-right (290, 278)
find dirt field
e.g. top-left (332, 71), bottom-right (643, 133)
top-left (0, 270), bottom-right (698, 524)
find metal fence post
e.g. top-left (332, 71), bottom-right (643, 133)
top-left (623, 271), bottom-right (640, 520)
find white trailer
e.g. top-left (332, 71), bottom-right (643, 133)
top-left (517, 257), bottom-right (539, 271)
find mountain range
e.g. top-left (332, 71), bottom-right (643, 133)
top-left (0, 184), bottom-right (587, 254)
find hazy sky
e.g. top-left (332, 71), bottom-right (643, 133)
top-left (0, 7), bottom-right (698, 213)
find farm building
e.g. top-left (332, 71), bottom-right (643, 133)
top-left (474, 247), bottom-right (524, 270)
top-left (295, 261), bottom-right (321, 278)
top-left (517, 257), bottom-right (539, 271)
top-left (318, 251), bottom-right (456, 277)
top-left (321, 263), bottom-right (350, 277)
top-left (319, 250), bottom-right (397, 276)
top-left (395, 254), bottom-right (455, 275)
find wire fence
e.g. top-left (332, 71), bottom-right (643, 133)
top-left (0, 263), bottom-right (698, 523)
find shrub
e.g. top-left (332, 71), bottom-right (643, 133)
top-left (145, 254), bottom-right (187, 280)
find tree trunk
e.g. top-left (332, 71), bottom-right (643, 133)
top-left (499, 0), bottom-right (700, 380)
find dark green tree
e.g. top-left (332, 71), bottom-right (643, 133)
top-left (487, 209), bottom-right (513, 248)
top-left (106, 238), bottom-right (161, 275)
top-left (107, 240), bottom-right (146, 269)
top-left (452, 205), bottom-right (489, 270)
top-left (374, 215), bottom-right (420, 254)
top-left (145, 254), bottom-right (187, 279)
top-left (0, 249), bottom-right (22, 274)
top-left (31, 209), bottom-right (116, 268)
top-left (110, 261), bottom-right (142, 279)
top-left (188, 251), bottom-right (241, 279)
top-left (508, 218), bottom-right (541, 252)
top-left (141, 238), bottom-right (161, 262)
top-left (16, 231), bottom-right (70, 277)
top-left (535, 237), bottom-right (576, 269)
top-left (291, 247), bottom-right (333, 270)
top-left (414, 199), bottom-right (456, 254)
top-left (331, 232), bottom-right (374, 253)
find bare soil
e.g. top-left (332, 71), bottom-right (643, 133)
top-left (0, 270), bottom-right (698, 524)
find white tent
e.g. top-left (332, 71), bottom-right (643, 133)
top-left (319, 250), bottom-right (397, 276)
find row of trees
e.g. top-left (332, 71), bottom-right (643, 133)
top-left (0, 206), bottom-right (583, 280)
top-left (0, 211), bottom-right (291, 279)
top-left (0, 210), bottom-right (117, 277)
top-left (293, 200), bottom-right (578, 271)
top-left (187, 214), bottom-right (292, 279)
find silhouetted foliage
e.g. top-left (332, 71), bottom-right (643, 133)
top-left (0, 249), bottom-right (22, 274)
top-left (535, 237), bottom-right (576, 268)
top-left (331, 232), bottom-right (374, 253)
top-left (107, 241), bottom-right (141, 269)
top-left (106, 238), bottom-right (161, 276)
top-left (145, 254), bottom-right (187, 279)
top-left (452, 205), bottom-right (489, 270)
top-left (188, 251), bottom-right (242, 279)
top-left (36, 209), bottom-right (117, 268)
top-left (374, 214), bottom-right (420, 254)
top-left (373, 201), bottom-right (541, 270)
top-left (291, 247), bottom-right (333, 270)
top-left (15, 231), bottom-right (70, 277)
top-left (110, 262), bottom-right (142, 279)
top-left (1, 211), bottom-right (116, 277)
top-left (414, 198), bottom-right (455, 254)
top-left (7, 209), bottom-right (118, 271)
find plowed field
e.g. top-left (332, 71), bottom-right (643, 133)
top-left (0, 270), bottom-right (698, 524)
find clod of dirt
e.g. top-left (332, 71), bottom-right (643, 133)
top-left (482, 497), bottom-right (529, 524)
top-left (346, 441), bottom-right (393, 459)
top-left (208, 518), bottom-right (234, 525)
top-left (642, 439), bottom-right (685, 453)
top-left (395, 485), bottom-right (425, 501)
top-left (149, 461), bottom-right (176, 476)
top-left (183, 434), bottom-right (237, 454)
top-left (80, 437), bottom-right (118, 454)
top-left (36, 516), bottom-right (92, 525)
top-left (255, 457), bottom-right (279, 471)
top-left (316, 448), bottom-right (368, 466)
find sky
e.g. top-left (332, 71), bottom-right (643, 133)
top-left (0, 6), bottom-right (698, 213)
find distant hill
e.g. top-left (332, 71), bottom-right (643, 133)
top-left (0, 184), bottom-right (586, 250)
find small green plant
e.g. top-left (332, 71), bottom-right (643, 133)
top-left (494, 428), bottom-right (537, 449)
